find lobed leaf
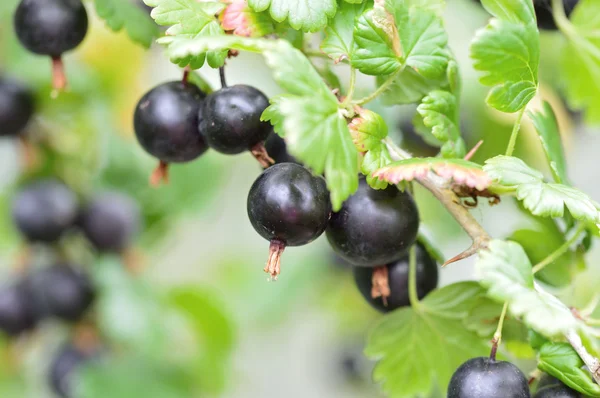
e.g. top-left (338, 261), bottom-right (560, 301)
top-left (220, 0), bottom-right (276, 37)
top-left (321, 1), bottom-right (370, 62)
top-left (247, 0), bottom-right (337, 32)
top-left (95, 0), bottom-right (159, 48)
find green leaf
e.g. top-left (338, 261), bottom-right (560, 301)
top-left (221, 0), bottom-right (276, 37)
top-left (349, 108), bottom-right (388, 152)
top-left (262, 95), bottom-right (288, 136)
top-left (167, 35), bottom-right (359, 210)
top-left (476, 240), bottom-right (579, 337)
top-left (95, 0), bottom-right (159, 47)
top-left (529, 101), bottom-right (568, 184)
top-left (352, 0), bottom-right (448, 77)
top-left (485, 156), bottom-right (600, 223)
top-left (145, 0), bottom-right (227, 68)
top-left (366, 282), bottom-right (489, 398)
top-left (362, 146), bottom-right (393, 190)
top-left (378, 67), bottom-right (448, 105)
top-left (560, 0), bottom-right (600, 124)
top-left (321, 1), bottom-right (370, 62)
top-left (247, 0), bottom-right (337, 32)
top-left (416, 90), bottom-right (466, 158)
top-left (168, 287), bottom-right (235, 394)
top-left (538, 342), bottom-right (600, 396)
top-left (470, 0), bottom-right (539, 112)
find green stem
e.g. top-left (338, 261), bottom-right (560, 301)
top-left (532, 224), bottom-right (586, 274)
top-left (408, 245), bottom-right (422, 310)
top-left (552, 0), bottom-right (574, 35)
top-left (490, 302), bottom-right (509, 360)
top-left (303, 50), bottom-right (330, 59)
top-left (354, 69), bottom-right (401, 106)
top-left (505, 107), bottom-right (526, 157)
top-left (341, 68), bottom-right (357, 107)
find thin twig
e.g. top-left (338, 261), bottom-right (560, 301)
top-left (565, 330), bottom-right (600, 385)
top-left (532, 223), bottom-right (586, 274)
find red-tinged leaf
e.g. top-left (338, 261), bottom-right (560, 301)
top-left (221, 0), bottom-right (275, 37)
top-left (373, 158), bottom-right (492, 191)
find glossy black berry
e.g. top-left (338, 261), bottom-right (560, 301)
top-left (199, 85), bottom-right (272, 154)
top-left (134, 81), bottom-right (208, 163)
top-left (14, 0), bottom-right (88, 57)
top-left (26, 264), bottom-right (94, 322)
top-left (326, 177), bottom-right (419, 266)
top-left (264, 133), bottom-right (299, 165)
top-left (49, 344), bottom-right (94, 398)
top-left (534, 384), bottom-right (581, 398)
top-left (353, 243), bottom-right (438, 313)
top-left (12, 179), bottom-right (78, 243)
top-left (0, 281), bottom-right (36, 336)
top-left (247, 163), bottom-right (331, 277)
top-left (80, 192), bottom-right (140, 253)
top-left (448, 357), bottom-right (531, 398)
top-left (0, 76), bottom-right (35, 137)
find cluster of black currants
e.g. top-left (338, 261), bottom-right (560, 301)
top-left (13, 0), bottom-right (89, 91)
top-left (448, 357), bottom-right (584, 397)
top-left (0, 179), bottom-right (140, 397)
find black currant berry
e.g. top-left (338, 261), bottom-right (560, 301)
top-left (326, 177), bottom-right (419, 266)
top-left (79, 191), bottom-right (140, 253)
top-left (264, 133), bottom-right (299, 166)
top-left (14, 0), bottom-right (88, 90)
top-left (247, 163), bottom-right (331, 277)
top-left (198, 84), bottom-right (273, 165)
top-left (535, 375), bottom-right (582, 398)
top-left (26, 264), bottom-right (94, 322)
top-left (49, 343), bottom-right (94, 398)
top-left (448, 357), bottom-right (531, 398)
top-left (134, 81), bottom-right (208, 184)
top-left (398, 120), bottom-right (439, 158)
top-left (0, 281), bottom-right (36, 336)
top-left (0, 76), bottom-right (35, 137)
top-left (12, 179), bottom-right (78, 243)
top-left (353, 243), bottom-right (438, 312)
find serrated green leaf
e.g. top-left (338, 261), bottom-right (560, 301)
top-left (166, 35), bottom-right (359, 209)
top-left (378, 67), bottom-right (448, 105)
top-left (417, 90), bottom-right (466, 158)
top-left (221, 0), bottom-right (276, 37)
top-left (247, 0), bottom-right (336, 32)
top-left (560, 0), bottom-right (600, 124)
top-left (366, 282), bottom-right (489, 398)
top-left (484, 156), bottom-right (600, 223)
top-left (261, 95), bottom-right (288, 136)
top-left (529, 101), bottom-right (568, 184)
top-left (470, 0), bottom-right (539, 113)
top-left (476, 240), bottom-right (579, 337)
top-left (349, 108), bottom-right (388, 152)
top-left (95, 0), bottom-right (159, 47)
top-left (145, 0), bottom-right (227, 68)
top-left (362, 146), bottom-right (392, 190)
top-left (352, 0), bottom-right (448, 77)
top-left (538, 342), bottom-right (600, 396)
top-left (321, 1), bottom-right (370, 62)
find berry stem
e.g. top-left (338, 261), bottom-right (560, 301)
top-left (51, 56), bottom-right (67, 93)
top-left (489, 301), bottom-right (508, 361)
top-left (265, 239), bottom-right (285, 280)
top-left (353, 67), bottom-right (402, 106)
top-left (219, 66), bottom-right (228, 88)
top-left (532, 223), bottom-right (585, 274)
top-left (251, 142), bottom-right (275, 168)
top-left (408, 245), bottom-right (422, 310)
top-left (341, 68), bottom-right (357, 107)
top-left (371, 266), bottom-right (391, 306)
top-left (18, 136), bottom-right (37, 171)
top-left (73, 322), bottom-right (101, 355)
top-left (182, 66), bottom-right (191, 85)
top-left (149, 161), bottom-right (170, 186)
top-left (505, 107), bottom-right (526, 157)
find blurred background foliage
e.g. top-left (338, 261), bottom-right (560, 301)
top-left (0, 0), bottom-right (599, 397)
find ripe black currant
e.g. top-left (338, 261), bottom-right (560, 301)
top-left (198, 84), bottom-right (273, 165)
top-left (353, 243), bottom-right (438, 312)
top-left (264, 133), bottom-right (299, 166)
top-left (26, 264), bottom-right (95, 322)
top-left (448, 357), bottom-right (531, 398)
top-left (247, 163), bottom-right (331, 277)
top-left (0, 75), bottom-right (35, 137)
top-left (133, 81), bottom-right (208, 184)
top-left (326, 177), bottom-right (419, 266)
top-left (0, 281), bottom-right (37, 336)
top-left (12, 179), bottom-right (78, 243)
top-left (79, 191), bottom-right (140, 253)
top-left (49, 343), bottom-right (95, 398)
top-left (535, 375), bottom-right (582, 398)
top-left (14, 0), bottom-right (88, 90)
